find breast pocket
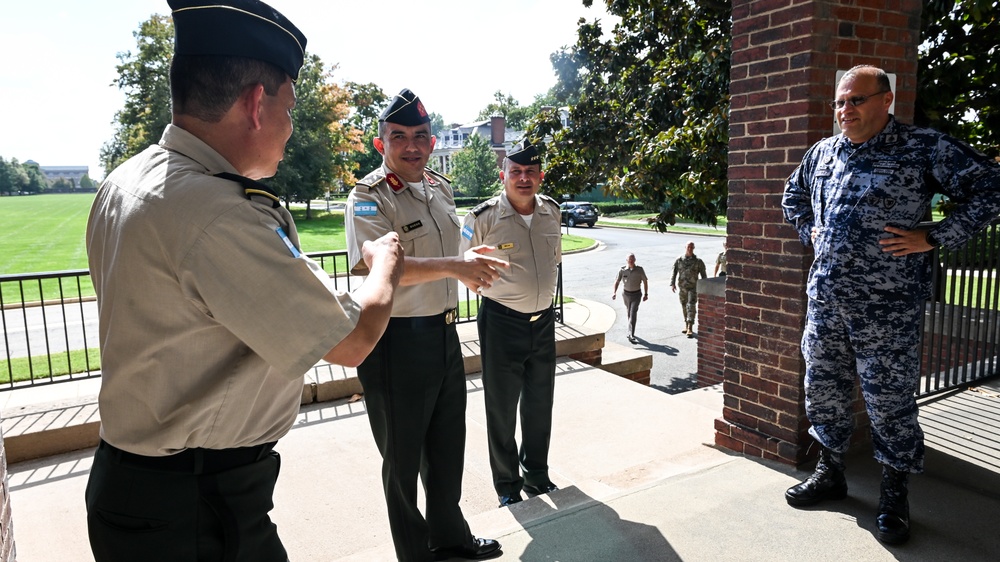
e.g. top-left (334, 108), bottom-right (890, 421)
top-left (398, 223), bottom-right (429, 255)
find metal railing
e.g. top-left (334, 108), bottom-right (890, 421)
top-left (1, 250), bottom-right (564, 391)
top-left (919, 219), bottom-right (1000, 397)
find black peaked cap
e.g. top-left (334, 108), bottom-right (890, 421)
top-left (168, 0), bottom-right (307, 81)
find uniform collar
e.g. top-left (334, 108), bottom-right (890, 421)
top-left (836, 115), bottom-right (900, 152)
top-left (160, 124), bottom-right (241, 176)
top-left (497, 191), bottom-right (555, 218)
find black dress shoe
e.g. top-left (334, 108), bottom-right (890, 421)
top-left (523, 482), bottom-right (559, 496)
top-left (431, 537), bottom-right (502, 561)
top-left (498, 493), bottom-right (522, 507)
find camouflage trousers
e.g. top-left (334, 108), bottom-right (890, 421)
top-left (802, 297), bottom-right (925, 473)
top-left (677, 284), bottom-right (698, 324)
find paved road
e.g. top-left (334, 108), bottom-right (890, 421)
top-left (561, 224), bottom-right (725, 394)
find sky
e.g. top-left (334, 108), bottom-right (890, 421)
top-left (0, 0), bottom-right (613, 181)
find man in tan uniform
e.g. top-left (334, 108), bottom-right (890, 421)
top-left (345, 89), bottom-right (505, 562)
top-left (612, 253), bottom-right (649, 343)
top-left (84, 2), bottom-right (403, 561)
top-left (459, 139), bottom-right (562, 508)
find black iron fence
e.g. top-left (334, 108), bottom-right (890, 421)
top-left (920, 219), bottom-right (1000, 396)
top-left (0, 250), bottom-right (564, 391)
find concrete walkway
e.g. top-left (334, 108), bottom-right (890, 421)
top-left (4, 301), bottom-right (1000, 561)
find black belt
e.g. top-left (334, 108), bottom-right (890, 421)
top-left (623, 289), bottom-right (642, 294)
top-left (483, 298), bottom-right (551, 322)
top-left (389, 308), bottom-right (457, 329)
top-left (100, 439), bottom-right (276, 474)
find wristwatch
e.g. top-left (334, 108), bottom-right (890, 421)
top-left (925, 230), bottom-right (941, 248)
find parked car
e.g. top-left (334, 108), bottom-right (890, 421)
top-left (559, 201), bottom-right (599, 227)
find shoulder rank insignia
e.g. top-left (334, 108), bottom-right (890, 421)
top-left (386, 173), bottom-right (405, 192)
top-left (215, 172), bottom-right (280, 209)
top-left (471, 198), bottom-right (498, 217)
top-left (424, 172), bottom-right (438, 186)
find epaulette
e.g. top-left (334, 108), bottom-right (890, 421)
top-left (214, 172), bottom-right (280, 208)
top-left (353, 168), bottom-right (387, 194)
top-left (471, 197), bottom-right (499, 217)
top-left (424, 167), bottom-right (451, 186)
top-left (539, 194), bottom-right (561, 209)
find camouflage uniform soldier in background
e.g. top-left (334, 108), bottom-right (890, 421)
top-left (670, 241), bottom-right (707, 337)
top-left (782, 65), bottom-right (1000, 545)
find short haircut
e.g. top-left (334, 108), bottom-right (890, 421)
top-left (841, 64), bottom-right (891, 93)
top-left (170, 55), bottom-right (287, 122)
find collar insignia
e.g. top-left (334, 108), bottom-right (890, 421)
top-left (386, 173), bottom-right (404, 192)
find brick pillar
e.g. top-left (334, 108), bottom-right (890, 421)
top-left (697, 277), bottom-right (726, 387)
top-left (0, 427), bottom-right (16, 561)
top-left (717, 0), bottom-right (922, 465)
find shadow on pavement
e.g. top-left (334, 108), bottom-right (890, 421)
top-left (508, 486), bottom-right (679, 561)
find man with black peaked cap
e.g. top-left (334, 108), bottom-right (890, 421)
top-left (346, 90), bottom-right (505, 561)
top-left (84, 2), bottom-right (404, 561)
top-left (459, 139), bottom-right (562, 508)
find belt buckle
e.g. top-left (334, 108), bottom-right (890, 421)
top-left (529, 314), bottom-right (542, 322)
top-left (444, 309), bottom-right (456, 324)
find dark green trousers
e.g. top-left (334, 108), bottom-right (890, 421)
top-left (86, 440), bottom-right (285, 562)
top-left (357, 317), bottom-right (473, 562)
top-left (478, 300), bottom-right (556, 496)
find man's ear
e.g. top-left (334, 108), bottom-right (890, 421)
top-left (499, 170), bottom-right (505, 182)
top-left (244, 84), bottom-right (266, 130)
top-left (539, 170), bottom-right (545, 181)
top-left (430, 135), bottom-right (436, 151)
top-left (373, 136), bottom-right (385, 155)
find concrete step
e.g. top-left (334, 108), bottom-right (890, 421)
top-left (1, 321), bottom-right (611, 464)
top-left (597, 341), bottom-right (654, 385)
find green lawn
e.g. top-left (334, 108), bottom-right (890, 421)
top-left (0, 194), bottom-right (594, 301)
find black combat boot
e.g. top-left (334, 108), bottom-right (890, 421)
top-left (785, 447), bottom-right (848, 507)
top-left (876, 465), bottom-right (910, 545)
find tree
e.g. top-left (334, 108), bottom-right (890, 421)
top-left (269, 55), bottom-right (362, 218)
top-left (3, 158), bottom-right (29, 195)
top-left (345, 81), bottom-right (389, 182)
top-left (0, 157), bottom-right (12, 196)
top-left (22, 162), bottom-right (48, 194)
top-left (917, 0), bottom-right (1000, 158)
top-left (477, 91), bottom-right (560, 130)
top-left (100, 14), bottom-right (174, 175)
top-left (80, 174), bottom-right (97, 190)
top-left (526, 0), bottom-right (732, 228)
top-left (450, 134), bottom-right (501, 197)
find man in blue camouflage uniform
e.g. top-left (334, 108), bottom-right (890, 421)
top-left (782, 65), bottom-right (1000, 545)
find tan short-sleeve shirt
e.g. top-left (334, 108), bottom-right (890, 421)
top-left (87, 125), bottom-right (361, 456)
top-left (346, 165), bottom-right (460, 317)
top-left (459, 192), bottom-right (562, 314)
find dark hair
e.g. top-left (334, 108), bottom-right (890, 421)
top-left (170, 55), bottom-right (287, 122)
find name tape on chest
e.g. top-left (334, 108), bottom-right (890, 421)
top-left (498, 242), bottom-right (514, 251)
top-left (402, 220), bottom-right (423, 233)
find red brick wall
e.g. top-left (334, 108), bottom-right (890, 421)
top-left (718, 0), bottom-right (922, 465)
top-left (697, 277), bottom-right (727, 387)
top-left (0, 428), bottom-right (15, 561)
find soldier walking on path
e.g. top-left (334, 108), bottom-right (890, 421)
top-left (670, 241), bottom-right (707, 337)
top-left (611, 253), bottom-right (649, 343)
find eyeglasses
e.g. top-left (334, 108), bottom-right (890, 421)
top-left (828, 90), bottom-right (889, 110)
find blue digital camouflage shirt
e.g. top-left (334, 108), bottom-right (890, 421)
top-left (783, 116), bottom-right (1000, 302)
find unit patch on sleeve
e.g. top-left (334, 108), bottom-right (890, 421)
top-left (462, 224), bottom-right (474, 240)
top-left (354, 202), bottom-right (378, 216)
top-left (275, 227), bottom-right (301, 258)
